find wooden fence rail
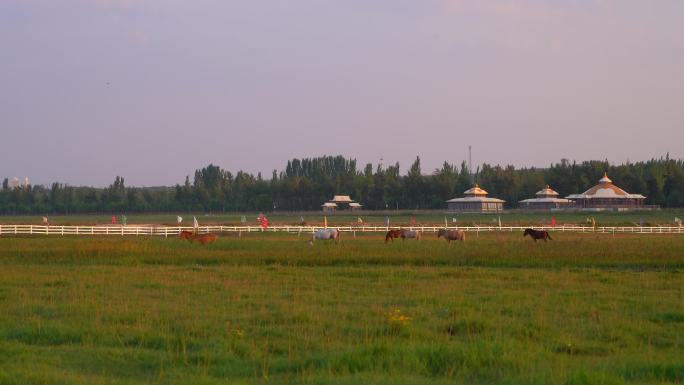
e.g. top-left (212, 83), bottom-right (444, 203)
top-left (1, 224), bottom-right (683, 236)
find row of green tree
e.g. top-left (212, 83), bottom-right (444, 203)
top-left (2, 155), bottom-right (684, 214)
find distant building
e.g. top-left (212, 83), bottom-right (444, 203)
top-left (322, 195), bottom-right (362, 211)
top-left (321, 202), bottom-right (337, 212)
top-left (446, 185), bottom-right (505, 212)
top-left (519, 185), bottom-right (573, 210)
top-left (566, 173), bottom-right (646, 210)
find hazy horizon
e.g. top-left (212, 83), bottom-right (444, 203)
top-left (2, 1), bottom-right (683, 187)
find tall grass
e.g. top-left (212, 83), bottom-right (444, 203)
top-left (0, 234), bottom-right (682, 384)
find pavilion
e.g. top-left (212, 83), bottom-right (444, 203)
top-left (446, 185), bottom-right (505, 212)
top-left (565, 173), bottom-right (646, 210)
top-left (519, 185), bottom-right (573, 210)
top-left (322, 195), bottom-right (362, 211)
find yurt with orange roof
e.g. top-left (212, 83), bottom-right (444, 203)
top-left (566, 173), bottom-right (646, 210)
top-left (519, 185), bottom-right (573, 210)
top-left (446, 184), bottom-right (505, 212)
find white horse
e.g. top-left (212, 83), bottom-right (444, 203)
top-left (401, 229), bottom-right (421, 240)
top-left (309, 229), bottom-right (340, 245)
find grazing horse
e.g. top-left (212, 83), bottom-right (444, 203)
top-left (401, 229), bottom-right (421, 241)
top-left (385, 229), bottom-right (404, 243)
top-left (437, 229), bottom-right (466, 243)
top-left (190, 233), bottom-right (218, 245)
top-left (179, 230), bottom-right (194, 240)
top-left (523, 228), bottom-right (552, 242)
top-left (310, 229), bottom-right (340, 245)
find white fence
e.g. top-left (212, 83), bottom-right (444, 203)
top-left (1, 224), bottom-right (683, 236)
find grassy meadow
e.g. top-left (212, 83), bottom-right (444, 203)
top-left (2, 209), bottom-right (684, 227)
top-left (0, 232), bottom-right (683, 384)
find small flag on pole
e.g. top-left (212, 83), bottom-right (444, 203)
top-left (193, 216), bottom-right (199, 228)
top-left (112, 216), bottom-right (117, 224)
top-left (177, 216), bottom-right (183, 224)
top-left (551, 216), bottom-right (556, 227)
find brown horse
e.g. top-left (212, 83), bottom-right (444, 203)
top-left (190, 233), bottom-right (218, 245)
top-left (437, 229), bottom-right (466, 243)
top-left (179, 230), bottom-right (194, 240)
top-left (523, 228), bottom-right (552, 242)
top-left (385, 229), bottom-right (404, 243)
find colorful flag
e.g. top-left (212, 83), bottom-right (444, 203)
top-left (193, 216), bottom-right (199, 228)
top-left (177, 216), bottom-right (183, 224)
top-left (111, 216), bottom-right (117, 224)
top-left (551, 216), bottom-right (556, 227)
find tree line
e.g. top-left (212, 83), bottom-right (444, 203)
top-left (2, 155), bottom-right (684, 215)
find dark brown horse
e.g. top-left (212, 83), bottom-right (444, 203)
top-left (179, 230), bottom-right (194, 240)
top-left (385, 229), bottom-right (404, 243)
top-left (437, 229), bottom-right (466, 243)
top-left (523, 228), bottom-right (552, 242)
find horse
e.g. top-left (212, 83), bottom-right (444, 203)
top-left (401, 229), bottom-right (421, 241)
top-left (179, 230), bottom-right (194, 240)
top-left (385, 229), bottom-right (403, 243)
top-left (523, 228), bottom-right (552, 242)
top-left (437, 229), bottom-right (466, 243)
top-left (190, 233), bottom-right (219, 245)
top-left (310, 229), bottom-right (340, 245)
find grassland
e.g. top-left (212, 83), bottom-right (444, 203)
top-left (2, 209), bottom-right (684, 227)
top-left (0, 233), bottom-right (683, 384)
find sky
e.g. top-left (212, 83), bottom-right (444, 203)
top-left (1, 0), bottom-right (683, 187)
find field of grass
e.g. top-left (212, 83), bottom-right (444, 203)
top-left (2, 209), bottom-right (684, 227)
top-left (1, 233), bottom-right (683, 384)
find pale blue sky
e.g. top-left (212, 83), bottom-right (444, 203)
top-left (1, 0), bottom-right (683, 186)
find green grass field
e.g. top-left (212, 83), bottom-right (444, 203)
top-left (1, 233), bottom-right (683, 384)
top-left (2, 209), bottom-right (684, 227)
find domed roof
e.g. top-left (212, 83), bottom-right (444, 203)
top-left (535, 185), bottom-right (559, 197)
top-left (566, 173), bottom-right (646, 199)
top-left (463, 184), bottom-right (489, 196)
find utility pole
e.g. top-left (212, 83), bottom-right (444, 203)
top-left (468, 145), bottom-right (473, 185)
